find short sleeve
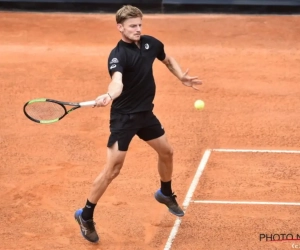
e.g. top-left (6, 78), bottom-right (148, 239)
top-left (108, 49), bottom-right (124, 77)
top-left (156, 40), bottom-right (166, 61)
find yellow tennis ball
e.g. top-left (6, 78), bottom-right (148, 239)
top-left (194, 100), bottom-right (205, 110)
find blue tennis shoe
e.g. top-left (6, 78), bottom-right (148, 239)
top-left (154, 190), bottom-right (184, 217)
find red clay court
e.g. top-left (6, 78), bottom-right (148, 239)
top-left (1, 11), bottom-right (300, 250)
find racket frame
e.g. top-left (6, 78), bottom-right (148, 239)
top-left (23, 98), bottom-right (95, 124)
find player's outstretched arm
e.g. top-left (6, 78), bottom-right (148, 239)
top-left (162, 55), bottom-right (202, 90)
top-left (95, 72), bottom-right (123, 107)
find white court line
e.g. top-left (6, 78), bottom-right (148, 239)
top-left (213, 149), bottom-right (300, 154)
top-left (192, 200), bottom-right (300, 206)
top-left (164, 149), bottom-right (212, 250)
top-left (164, 147), bottom-right (300, 249)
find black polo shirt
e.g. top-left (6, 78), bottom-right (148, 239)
top-left (107, 35), bottom-right (166, 114)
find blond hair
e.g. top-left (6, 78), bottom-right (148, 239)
top-left (116, 5), bottom-right (143, 24)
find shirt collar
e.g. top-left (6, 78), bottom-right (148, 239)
top-left (119, 37), bottom-right (142, 48)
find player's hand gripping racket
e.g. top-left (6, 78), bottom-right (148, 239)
top-left (23, 98), bottom-right (96, 124)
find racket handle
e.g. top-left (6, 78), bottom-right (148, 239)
top-left (79, 100), bottom-right (96, 107)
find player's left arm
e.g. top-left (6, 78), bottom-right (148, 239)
top-left (162, 54), bottom-right (202, 90)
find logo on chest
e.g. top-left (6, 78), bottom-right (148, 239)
top-left (145, 43), bottom-right (150, 50)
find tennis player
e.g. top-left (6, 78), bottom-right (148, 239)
top-left (75, 5), bottom-right (202, 243)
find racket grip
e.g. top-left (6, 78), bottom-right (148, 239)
top-left (79, 100), bottom-right (96, 107)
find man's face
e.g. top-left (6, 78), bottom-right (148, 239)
top-left (118, 17), bottom-right (142, 42)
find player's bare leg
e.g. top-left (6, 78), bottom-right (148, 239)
top-left (88, 142), bottom-right (127, 203)
top-left (146, 134), bottom-right (184, 217)
top-left (146, 134), bottom-right (173, 182)
top-left (75, 142), bottom-right (127, 243)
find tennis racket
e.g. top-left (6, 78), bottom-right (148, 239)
top-left (23, 98), bottom-right (96, 124)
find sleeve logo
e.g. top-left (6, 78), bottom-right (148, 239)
top-left (110, 58), bottom-right (119, 64)
top-left (110, 64), bottom-right (117, 69)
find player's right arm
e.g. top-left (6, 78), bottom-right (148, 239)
top-left (95, 72), bottom-right (123, 107)
top-left (95, 49), bottom-right (124, 107)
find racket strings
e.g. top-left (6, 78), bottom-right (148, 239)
top-left (25, 102), bottom-right (65, 121)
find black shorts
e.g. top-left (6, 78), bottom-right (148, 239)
top-left (107, 111), bottom-right (165, 151)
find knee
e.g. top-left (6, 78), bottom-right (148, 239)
top-left (104, 164), bottom-right (122, 183)
top-left (109, 168), bottom-right (121, 180)
top-left (159, 146), bottom-right (173, 160)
